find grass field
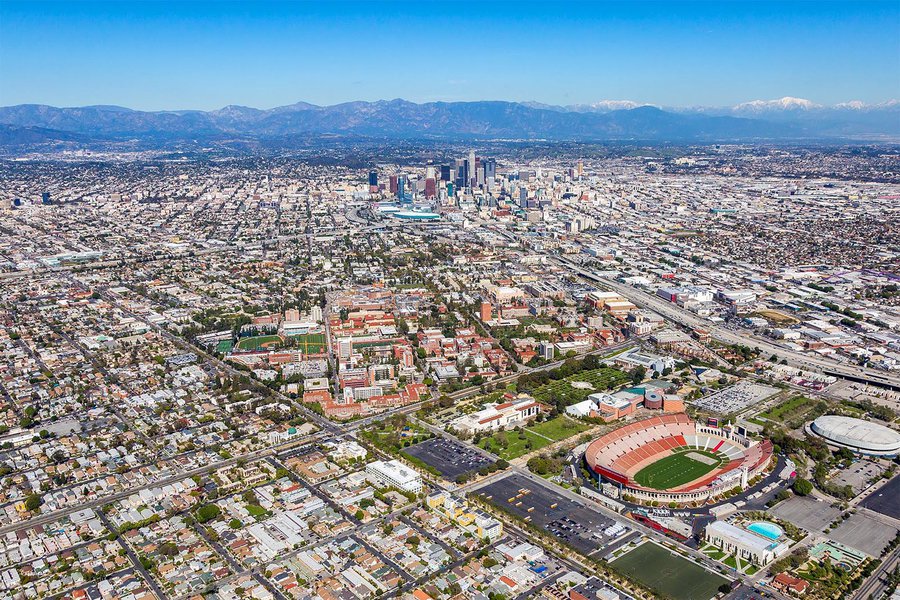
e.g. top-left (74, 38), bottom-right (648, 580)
top-left (478, 416), bottom-right (589, 460)
top-left (633, 450), bottom-right (723, 490)
top-left (759, 395), bottom-right (815, 422)
top-left (236, 334), bottom-right (283, 351)
top-left (527, 367), bottom-right (630, 406)
top-left (612, 542), bottom-right (730, 600)
top-left (291, 332), bottom-right (327, 354)
top-left (528, 416), bottom-right (590, 441)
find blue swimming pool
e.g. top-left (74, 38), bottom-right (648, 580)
top-left (748, 521), bottom-right (783, 540)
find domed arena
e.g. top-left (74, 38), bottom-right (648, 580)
top-left (584, 413), bottom-right (774, 504)
top-left (810, 415), bottom-right (900, 457)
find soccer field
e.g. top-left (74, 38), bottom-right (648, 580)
top-left (612, 542), bottom-right (730, 600)
top-left (293, 332), bottom-right (327, 354)
top-left (633, 450), bottom-right (722, 490)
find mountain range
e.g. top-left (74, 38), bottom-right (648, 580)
top-left (0, 97), bottom-right (897, 149)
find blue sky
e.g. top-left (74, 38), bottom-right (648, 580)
top-left (1, 1), bottom-right (898, 110)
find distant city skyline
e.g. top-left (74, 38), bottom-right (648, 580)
top-left (1, 0), bottom-right (898, 111)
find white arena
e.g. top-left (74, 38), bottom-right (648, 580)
top-left (809, 415), bottom-right (900, 457)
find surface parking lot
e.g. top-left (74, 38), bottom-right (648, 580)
top-left (769, 496), bottom-right (841, 534)
top-left (403, 437), bottom-right (495, 480)
top-left (692, 381), bottom-right (779, 414)
top-left (477, 474), bottom-right (630, 556)
top-left (861, 475), bottom-right (900, 521)
top-left (829, 512), bottom-right (899, 557)
top-left (832, 459), bottom-right (887, 494)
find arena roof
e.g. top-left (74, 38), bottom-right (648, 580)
top-left (393, 210), bottom-right (440, 220)
top-left (810, 415), bottom-right (900, 455)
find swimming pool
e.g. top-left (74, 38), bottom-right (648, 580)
top-left (748, 521), bottom-right (783, 540)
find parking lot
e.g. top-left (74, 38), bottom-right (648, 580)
top-left (692, 381), bottom-right (779, 414)
top-left (769, 495), bottom-right (841, 534)
top-left (829, 512), bottom-right (899, 557)
top-left (477, 474), bottom-right (629, 556)
top-left (861, 475), bottom-right (900, 521)
top-left (403, 437), bottom-right (495, 480)
top-left (832, 459), bottom-right (887, 495)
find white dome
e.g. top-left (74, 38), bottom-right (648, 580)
top-left (811, 415), bottom-right (900, 455)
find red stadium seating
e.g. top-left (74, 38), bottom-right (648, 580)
top-left (584, 413), bottom-right (772, 496)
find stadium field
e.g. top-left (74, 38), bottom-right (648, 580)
top-left (633, 449), bottom-right (722, 490)
top-left (236, 335), bottom-right (283, 350)
top-left (611, 542), bottom-right (730, 600)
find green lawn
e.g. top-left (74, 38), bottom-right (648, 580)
top-left (236, 335), bottom-right (283, 351)
top-left (527, 415), bottom-right (590, 441)
top-left (480, 430), bottom-right (546, 459)
top-left (478, 416), bottom-right (589, 460)
top-left (612, 542), bottom-right (730, 600)
top-left (633, 450), bottom-right (723, 490)
top-left (526, 367), bottom-right (630, 406)
top-left (759, 396), bottom-right (814, 421)
top-left (246, 504), bottom-right (268, 518)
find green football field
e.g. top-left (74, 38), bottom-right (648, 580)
top-left (633, 450), bottom-right (722, 490)
top-left (612, 542), bottom-right (730, 600)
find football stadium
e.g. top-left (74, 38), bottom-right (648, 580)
top-left (584, 414), bottom-right (773, 504)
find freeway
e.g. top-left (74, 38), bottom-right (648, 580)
top-left (554, 256), bottom-right (900, 391)
top-left (853, 545), bottom-right (900, 600)
top-left (483, 223), bottom-right (900, 391)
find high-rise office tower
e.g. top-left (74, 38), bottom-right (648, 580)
top-left (482, 158), bottom-right (496, 181)
top-left (424, 178), bottom-right (436, 199)
top-left (456, 160), bottom-right (466, 189)
top-left (368, 171), bottom-right (378, 187)
top-left (41, 192), bottom-right (51, 205)
top-left (467, 151), bottom-right (476, 188)
top-left (389, 175), bottom-right (398, 195)
top-left (440, 165), bottom-right (451, 182)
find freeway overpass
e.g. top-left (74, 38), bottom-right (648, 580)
top-left (556, 256), bottom-right (900, 391)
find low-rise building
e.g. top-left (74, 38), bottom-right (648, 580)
top-left (704, 521), bottom-right (789, 566)
top-left (366, 459), bottom-right (423, 493)
top-left (451, 395), bottom-right (543, 433)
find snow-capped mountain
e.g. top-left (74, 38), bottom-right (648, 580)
top-left (567, 100), bottom-right (650, 113)
top-left (732, 96), bottom-right (823, 113)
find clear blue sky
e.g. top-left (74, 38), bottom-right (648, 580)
top-left (1, 1), bottom-right (898, 110)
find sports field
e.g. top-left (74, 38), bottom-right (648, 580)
top-left (633, 449), bottom-right (722, 490)
top-left (235, 334), bottom-right (283, 351)
top-left (611, 542), bottom-right (730, 600)
top-left (292, 332), bottom-right (327, 354)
